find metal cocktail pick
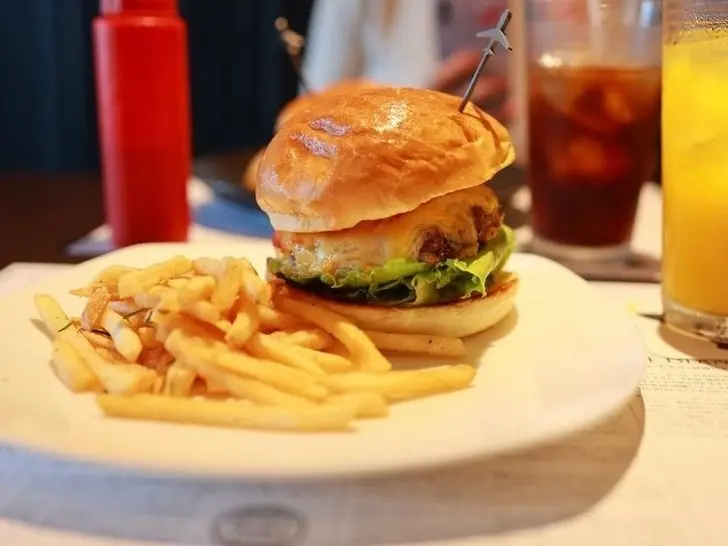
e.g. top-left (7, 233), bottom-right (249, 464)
top-left (274, 17), bottom-right (311, 94)
top-left (458, 9), bottom-right (514, 113)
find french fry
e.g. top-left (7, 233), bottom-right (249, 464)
top-left (95, 361), bottom-right (156, 394)
top-left (34, 293), bottom-right (75, 336)
top-left (97, 394), bottom-right (355, 432)
top-left (211, 258), bottom-right (243, 313)
top-left (226, 296), bottom-right (260, 348)
top-left (289, 345), bottom-right (355, 374)
top-left (239, 259), bottom-right (272, 307)
top-left (121, 307), bottom-right (151, 330)
top-left (92, 265), bottom-right (139, 285)
top-left (208, 339), bottom-right (329, 401)
top-left (257, 305), bottom-right (309, 332)
top-left (276, 297), bottom-right (391, 372)
top-left (81, 330), bottom-right (116, 350)
top-left (99, 309), bottom-right (143, 362)
top-left (245, 333), bottom-right (326, 377)
top-left (162, 364), bottom-right (196, 397)
top-left (108, 299), bottom-right (141, 317)
top-left (177, 275), bottom-right (216, 301)
top-left (138, 346), bottom-right (174, 373)
top-left (153, 283), bottom-right (224, 330)
top-left (118, 256), bottom-right (192, 298)
top-left (177, 290), bottom-right (222, 326)
top-left (80, 287), bottom-right (111, 331)
top-left (138, 326), bottom-right (161, 349)
top-left (189, 377), bottom-right (209, 397)
top-left (204, 377), bottom-right (229, 395)
top-left (326, 339), bottom-right (351, 358)
top-left (155, 313), bottom-right (225, 344)
top-left (182, 356), bottom-right (315, 409)
top-left (327, 392), bottom-right (389, 419)
top-left (323, 365), bottom-right (476, 402)
top-left (96, 346), bottom-right (125, 363)
top-left (35, 294), bottom-right (156, 394)
top-left (153, 374), bottom-right (166, 394)
top-left (165, 331), bottom-right (315, 409)
top-left (192, 257), bottom-right (223, 277)
top-left (35, 294), bottom-right (97, 376)
top-left (270, 328), bottom-right (334, 351)
top-left (215, 319), bottom-right (232, 332)
top-left (37, 253), bottom-right (481, 435)
top-left (363, 330), bottom-right (466, 358)
top-left (166, 278), bottom-right (188, 290)
top-left (50, 338), bottom-right (99, 392)
top-left (70, 265), bottom-right (137, 298)
top-left (134, 285), bottom-right (175, 310)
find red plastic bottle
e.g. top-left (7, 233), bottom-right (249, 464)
top-left (93, 0), bottom-right (191, 247)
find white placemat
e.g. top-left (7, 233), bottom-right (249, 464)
top-left (1, 262), bottom-right (727, 545)
top-left (0, 263), bottom-right (73, 297)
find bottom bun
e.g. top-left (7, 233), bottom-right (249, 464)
top-left (282, 272), bottom-right (519, 338)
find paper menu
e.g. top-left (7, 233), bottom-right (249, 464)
top-left (1, 269), bottom-right (728, 545)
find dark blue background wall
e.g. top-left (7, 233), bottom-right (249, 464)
top-left (0, 0), bottom-right (314, 173)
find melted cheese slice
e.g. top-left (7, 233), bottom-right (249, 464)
top-left (276, 185), bottom-right (500, 275)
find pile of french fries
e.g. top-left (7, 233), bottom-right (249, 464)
top-left (33, 255), bottom-right (476, 432)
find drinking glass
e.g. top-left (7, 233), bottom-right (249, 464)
top-left (662, 0), bottom-right (728, 341)
top-left (525, 0), bottom-right (662, 262)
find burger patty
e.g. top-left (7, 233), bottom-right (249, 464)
top-left (273, 185), bottom-right (503, 279)
top-left (418, 205), bottom-right (503, 265)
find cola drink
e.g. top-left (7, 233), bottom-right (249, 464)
top-left (527, 63), bottom-right (661, 250)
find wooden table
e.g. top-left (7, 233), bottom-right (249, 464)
top-left (0, 172), bottom-right (104, 268)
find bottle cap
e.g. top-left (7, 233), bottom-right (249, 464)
top-left (101, 0), bottom-right (178, 15)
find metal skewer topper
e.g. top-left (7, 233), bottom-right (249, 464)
top-left (274, 17), bottom-right (311, 93)
top-left (458, 9), bottom-right (514, 113)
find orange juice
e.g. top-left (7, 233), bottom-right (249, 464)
top-left (662, 32), bottom-right (728, 316)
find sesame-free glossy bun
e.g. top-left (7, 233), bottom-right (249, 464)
top-left (274, 79), bottom-right (382, 132)
top-left (281, 272), bottom-right (519, 338)
top-left (257, 87), bottom-right (515, 233)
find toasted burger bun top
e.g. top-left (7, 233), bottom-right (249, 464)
top-left (281, 272), bottom-right (519, 338)
top-left (257, 87), bottom-right (515, 233)
top-left (274, 79), bottom-right (381, 132)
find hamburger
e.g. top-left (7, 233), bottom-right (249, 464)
top-left (243, 80), bottom-right (382, 194)
top-left (274, 79), bottom-right (381, 131)
top-left (255, 87), bottom-right (518, 338)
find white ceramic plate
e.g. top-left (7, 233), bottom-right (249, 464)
top-left (0, 241), bottom-right (645, 480)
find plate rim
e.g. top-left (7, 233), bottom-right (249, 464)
top-left (0, 245), bottom-right (647, 481)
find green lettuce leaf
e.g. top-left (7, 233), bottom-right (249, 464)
top-left (269, 225), bottom-right (515, 307)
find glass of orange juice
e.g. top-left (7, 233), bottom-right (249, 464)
top-left (662, 1), bottom-right (728, 341)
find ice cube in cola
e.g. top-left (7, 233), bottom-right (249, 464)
top-left (527, 63), bottom-right (661, 250)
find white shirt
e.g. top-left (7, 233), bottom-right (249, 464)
top-left (302, 0), bottom-right (511, 91)
top-left (302, 0), bottom-right (441, 90)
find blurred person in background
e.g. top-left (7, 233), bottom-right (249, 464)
top-left (302, 0), bottom-right (513, 123)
